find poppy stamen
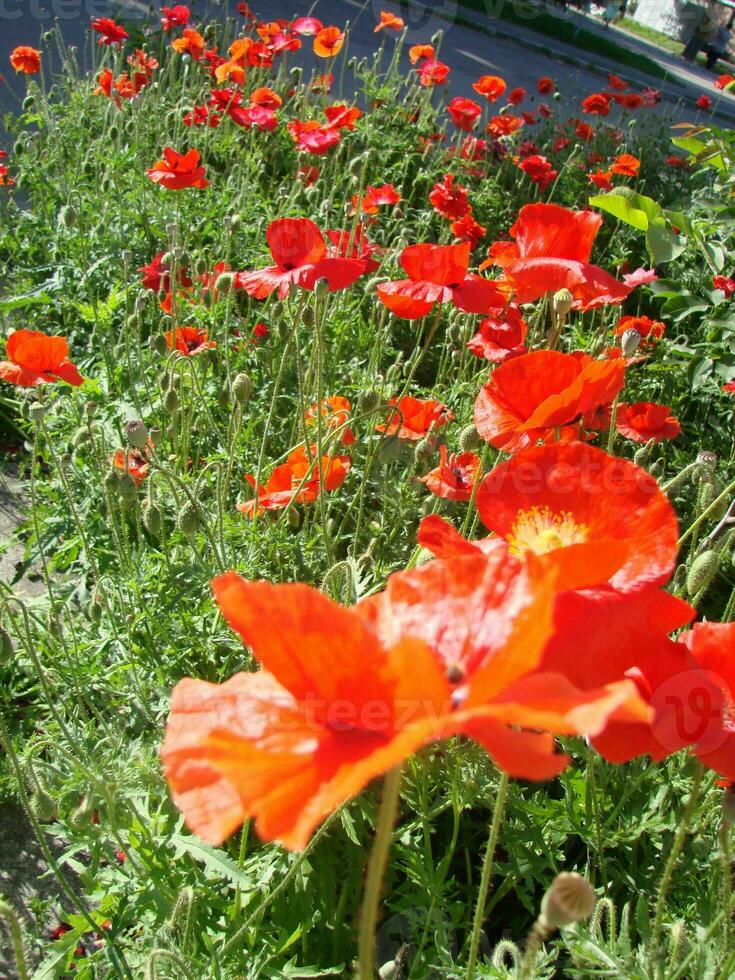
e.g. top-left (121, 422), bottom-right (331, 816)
top-left (508, 506), bottom-right (587, 557)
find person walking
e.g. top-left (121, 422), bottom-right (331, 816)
top-left (706, 12), bottom-right (735, 70)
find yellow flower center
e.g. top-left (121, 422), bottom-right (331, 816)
top-left (507, 506), bottom-right (588, 557)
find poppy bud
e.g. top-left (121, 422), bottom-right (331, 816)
top-left (85, 401), bottom-right (98, 419)
top-left (696, 450), bottom-right (718, 473)
top-left (415, 437), bottom-right (434, 464)
top-left (379, 437), bottom-right (404, 464)
top-left (0, 627), bottom-right (13, 666)
top-left (22, 95), bottom-right (35, 112)
top-left (459, 424), bottom-right (482, 452)
top-left (621, 328), bottom-right (641, 357)
top-left (539, 872), bottom-right (596, 931)
top-left (29, 402), bottom-right (46, 422)
top-left (121, 249), bottom-right (133, 266)
top-left (135, 293), bottom-right (149, 314)
top-left (233, 373), bottom-right (253, 404)
top-left (104, 469), bottom-right (120, 495)
top-left (163, 387), bottom-right (179, 412)
top-left (142, 500), bottom-right (162, 536)
top-left (723, 785), bottom-right (735, 826)
top-left (118, 473), bottom-right (137, 504)
top-left (287, 507), bottom-right (301, 529)
top-left (431, 29), bottom-right (444, 44)
top-left (73, 427), bottom-right (92, 448)
top-left (687, 550), bottom-right (719, 596)
top-left (151, 334), bottom-right (168, 357)
top-left (447, 323), bottom-right (464, 344)
top-left (87, 593), bottom-right (103, 623)
top-left (124, 420), bottom-right (149, 450)
top-left (322, 561), bottom-right (356, 603)
top-left (672, 563), bottom-right (687, 589)
top-left (59, 205), bottom-right (77, 229)
top-left (29, 788), bottom-right (56, 823)
top-left (69, 794), bottom-right (95, 829)
top-left (13, 140), bottom-right (24, 157)
top-left (633, 440), bottom-right (655, 467)
top-left (648, 458), bottom-right (664, 478)
top-left (553, 288), bottom-right (573, 318)
top-left (177, 503), bottom-right (200, 537)
top-left (358, 390), bottom-right (380, 413)
top-left (149, 425), bottom-right (163, 447)
top-left (60, 453), bottom-right (73, 469)
top-left (700, 479), bottom-right (727, 519)
top-left (314, 278), bottom-right (330, 299)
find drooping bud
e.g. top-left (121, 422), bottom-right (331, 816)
top-left (621, 328), bottom-right (642, 357)
top-left (103, 469), bottom-right (120, 495)
top-left (85, 401), bottom-right (98, 419)
top-left (177, 503), bottom-right (200, 537)
top-left (539, 872), bottom-right (596, 931)
top-left (149, 426), bottom-right (163, 447)
top-left (700, 479), bottom-right (727, 520)
top-left (687, 550), bottom-right (719, 596)
top-left (286, 507), bottom-right (301, 529)
top-left (314, 278), bottom-right (330, 300)
top-left (163, 387), bottom-right (179, 412)
top-left (322, 561), bottom-right (357, 604)
top-left (553, 288), bottom-right (573, 319)
top-left (302, 307), bottom-right (316, 328)
top-left (233, 373), bottom-right (253, 404)
top-left (151, 334), bottom-right (168, 356)
top-left (459, 424), bottom-right (482, 452)
top-left (142, 501), bottom-right (162, 536)
top-left (414, 437), bottom-right (434, 464)
top-left (117, 473), bottom-right (138, 505)
top-left (69, 794), bottom-right (95, 829)
top-left (28, 788), bottom-right (56, 823)
top-left (124, 420), bottom-right (149, 450)
top-left (29, 402), bottom-right (46, 422)
top-left (0, 627), bottom-right (13, 665)
top-left (357, 390), bottom-right (380, 413)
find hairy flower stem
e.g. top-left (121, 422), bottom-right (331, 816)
top-left (678, 478), bottom-right (735, 548)
top-left (650, 763), bottom-right (703, 964)
top-left (465, 770), bottom-right (510, 978)
top-left (519, 920), bottom-right (548, 980)
top-left (0, 899), bottom-right (29, 980)
top-left (357, 765), bottom-right (403, 979)
top-left (720, 819), bottom-right (733, 955)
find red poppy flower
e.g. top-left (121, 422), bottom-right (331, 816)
top-left (614, 314), bottom-right (664, 344)
top-left (237, 218), bottom-right (370, 300)
top-left (375, 10), bottom-right (405, 31)
top-left (287, 119), bottom-right (341, 154)
top-left (429, 173), bottom-right (472, 220)
top-left (162, 549), bottom-right (642, 847)
top-left (473, 74), bottom-right (506, 102)
top-left (575, 121), bottom-right (595, 141)
top-left (239, 445), bottom-right (350, 517)
top-left (324, 104), bottom-right (362, 130)
top-left (377, 241), bottom-right (506, 320)
top-left (507, 86), bottom-right (526, 105)
top-left (467, 306), bottom-right (527, 363)
top-left (314, 26), bottom-right (345, 57)
top-left (409, 43), bottom-right (434, 64)
top-left (487, 115), bottom-right (524, 137)
top-left (252, 322), bottom-right (270, 342)
top-left (139, 252), bottom-right (192, 294)
top-left (517, 155), bottom-right (557, 190)
top-left (165, 326), bottom-right (215, 356)
top-left (665, 154), bottom-right (689, 169)
top-left (0, 330), bottom-right (83, 387)
top-left (553, 136), bottom-right (571, 153)
top-left (184, 104), bottom-right (221, 128)
top-left (681, 622), bottom-right (735, 780)
top-left (250, 87), bottom-right (282, 109)
top-left (112, 447), bottom-right (149, 485)
top-left (161, 5), bottom-right (190, 30)
top-left (451, 214), bottom-right (486, 249)
top-left (232, 105), bottom-right (278, 130)
top-left (292, 16), bottom-right (323, 35)
top-left (474, 349), bottom-right (625, 453)
top-left (537, 76), bottom-right (554, 94)
top-left (459, 136), bottom-right (489, 160)
top-left (713, 275), bottom-right (735, 298)
top-left (447, 97), bottom-right (482, 131)
top-left (147, 148), bottom-right (209, 190)
top-left (376, 396), bottom-right (453, 440)
top-left (606, 73), bottom-right (627, 90)
top-left (610, 153), bottom-right (640, 176)
top-left (421, 446), bottom-right (481, 501)
top-left (588, 170), bottom-right (613, 191)
top-left (615, 401), bottom-right (681, 443)
top-left (473, 441), bottom-right (678, 593)
top-left (10, 46), bottom-right (41, 74)
top-left (92, 17), bottom-right (129, 45)
top-left (304, 396), bottom-right (356, 445)
top-left (481, 203), bottom-right (633, 310)
top-left (581, 93), bottom-right (611, 115)
top-left (416, 60), bottom-right (450, 86)
top-left (325, 226), bottom-right (380, 271)
top-left (172, 28), bottom-right (206, 61)
top-left (0, 166), bottom-right (14, 187)
top-left (352, 183), bottom-right (401, 215)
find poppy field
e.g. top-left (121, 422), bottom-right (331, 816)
top-left (1, 4), bottom-right (735, 978)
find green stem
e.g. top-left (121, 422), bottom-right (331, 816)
top-left (465, 771), bottom-right (510, 978)
top-left (0, 898), bottom-right (29, 980)
top-left (357, 765), bottom-right (403, 979)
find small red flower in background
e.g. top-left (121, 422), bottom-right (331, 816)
top-left (517, 155), bottom-right (557, 191)
top-left (665, 154), bottom-right (689, 169)
top-left (451, 213), bottom-right (486, 249)
top-left (377, 241), bottom-right (505, 320)
top-left (115, 849), bottom-right (127, 863)
top-left (474, 349), bottom-right (625, 452)
top-left (614, 314), bottom-right (665, 345)
top-left (507, 86), bottom-right (526, 105)
top-left (429, 173), bottom-right (471, 220)
top-left (575, 121), bottom-right (595, 141)
top-left (237, 217), bottom-right (371, 299)
top-left (713, 274), bottom-right (735, 298)
top-left (486, 115), bottom-right (524, 137)
top-left (0, 165), bottom-right (13, 187)
top-left (537, 76), bottom-right (554, 94)
top-left (287, 119), bottom-right (341, 154)
top-left (112, 447), bottom-right (149, 485)
top-left (715, 74), bottom-right (735, 90)
top-left (147, 148), bottom-right (209, 190)
top-left (172, 28), bottom-right (205, 61)
top-left (305, 396), bottom-right (355, 445)
top-left (447, 96), bottom-right (482, 132)
top-left (588, 170), bottom-right (613, 191)
top-left (421, 446), bottom-right (481, 501)
top-left (409, 43), bottom-right (434, 64)
top-left (324, 103), bottom-right (362, 130)
top-left (610, 153), bottom-right (640, 176)
top-left (252, 322), bottom-right (270, 342)
top-left (376, 396), bottom-right (453, 441)
top-left (292, 16), bottom-right (323, 35)
top-left (50, 923), bottom-right (73, 941)
top-left (473, 74), bottom-right (506, 102)
top-left (723, 379), bottom-right (735, 393)
top-left (10, 46), bottom-right (41, 74)
top-left (696, 94), bottom-right (712, 110)
top-left (613, 92), bottom-right (644, 110)
top-left (184, 104), bottom-right (220, 127)
top-left (0, 330), bottom-right (83, 387)
top-left (416, 60), bottom-right (450, 86)
top-left (374, 10), bottom-right (405, 31)
top-left (239, 445), bottom-right (350, 517)
top-left (325, 225), bottom-right (380, 269)
top-left (467, 305), bottom-right (528, 362)
top-left (314, 26), bottom-right (345, 57)
top-left (139, 252), bottom-right (192, 294)
top-left (92, 17), bottom-right (129, 46)
top-left (615, 401), bottom-right (681, 443)
top-left (581, 93), bottom-right (611, 116)
top-left (165, 326), bottom-right (216, 356)
top-left (233, 105), bottom-right (278, 131)
top-left (351, 183), bottom-right (400, 215)
top-left (607, 73), bottom-right (627, 90)
top-left (641, 86), bottom-right (661, 106)
top-left (161, 5), bottom-right (190, 30)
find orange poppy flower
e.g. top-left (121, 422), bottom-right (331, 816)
top-left (376, 396), bottom-right (453, 440)
top-left (486, 115), bottom-right (524, 137)
top-left (172, 28), bottom-right (206, 60)
top-left (474, 349), bottom-right (625, 453)
top-left (162, 552), bottom-right (644, 848)
top-left (164, 326), bottom-right (215, 355)
top-left (473, 74), bottom-right (506, 102)
top-left (313, 26), bottom-right (345, 57)
top-left (10, 46), bottom-right (41, 74)
top-left (615, 401), bottom-right (680, 443)
top-left (408, 43), bottom-right (434, 64)
top-left (239, 445), bottom-right (350, 517)
top-left (374, 10), bottom-right (405, 31)
top-left (610, 153), bottom-right (640, 176)
top-left (112, 447), bottom-right (149, 485)
top-left (0, 330), bottom-right (83, 387)
top-left (250, 86), bottom-right (282, 109)
top-left (613, 314), bottom-right (664, 344)
top-left (421, 446), bottom-right (481, 501)
top-left (324, 103), bottom-right (362, 130)
top-left (481, 203), bottom-right (633, 310)
top-left (377, 241), bottom-right (506, 320)
top-left (451, 214), bottom-right (487, 249)
top-left (474, 441), bottom-right (678, 593)
top-left (588, 170), bottom-right (613, 192)
top-left (680, 622), bottom-right (735, 780)
top-left (147, 148), bottom-right (209, 190)
top-left (351, 183), bottom-right (401, 215)
top-left (304, 396), bottom-right (356, 446)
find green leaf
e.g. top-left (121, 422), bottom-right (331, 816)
top-left (589, 188), bottom-right (662, 231)
top-left (0, 279), bottom-right (60, 311)
top-left (645, 220), bottom-right (686, 265)
top-left (169, 833), bottom-right (252, 891)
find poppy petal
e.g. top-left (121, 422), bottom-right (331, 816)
top-left (267, 217), bottom-right (327, 269)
